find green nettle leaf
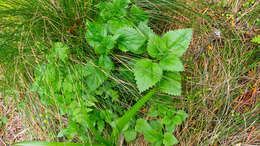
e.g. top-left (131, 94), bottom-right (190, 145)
top-left (94, 35), bottom-right (116, 54)
top-left (117, 27), bottom-right (146, 54)
top-left (172, 115), bottom-right (183, 125)
top-left (163, 133), bottom-right (178, 146)
top-left (159, 54), bottom-right (184, 71)
top-left (134, 59), bottom-right (163, 92)
top-left (124, 129), bottom-right (137, 142)
top-left (108, 19), bottom-right (131, 34)
top-left (84, 63), bottom-right (107, 91)
top-left (147, 34), bottom-right (168, 59)
top-left (251, 35), bottom-right (260, 44)
top-left (138, 22), bottom-right (155, 39)
top-left (159, 72), bottom-right (182, 96)
top-left (51, 42), bottom-right (69, 62)
top-left (98, 55), bottom-right (114, 71)
top-left (162, 28), bottom-right (193, 56)
top-left (130, 5), bottom-right (149, 24)
top-left (177, 110), bottom-right (188, 121)
top-left (86, 21), bottom-right (116, 54)
top-left (135, 119), bottom-right (163, 143)
top-left (86, 21), bottom-right (107, 48)
top-left (161, 116), bottom-right (172, 125)
top-left (165, 122), bottom-right (176, 133)
top-left (113, 0), bottom-right (130, 8)
top-left (150, 120), bottom-right (163, 133)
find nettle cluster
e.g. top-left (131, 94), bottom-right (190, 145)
top-left (31, 0), bottom-right (192, 145)
top-left (86, 0), bottom-right (192, 95)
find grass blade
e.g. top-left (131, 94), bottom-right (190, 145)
top-left (111, 88), bottom-right (157, 143)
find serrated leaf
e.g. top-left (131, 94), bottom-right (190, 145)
top-left (159, 72), bottom-right (181, 96)
top-left (98, 55), bottom-right (114, 71)
top-left (172, 115), bottom-right (182, 125)
top-left (150, 120), bottom-right (162, 133)
top-left (163, 133), bottom-right (178, 146)
top-left (138, 22), bottom-right (155, 39)
top-left (113, 0), bottom-right (130, 8)
top-left (162, 28), bottom-right (193, 56)
top-left (51, 42), bottom-right (69, 62)
top-left (117, 27), bottom-right (146, 54)
top-left (108, 19), bottom-right (132, 34)
top-left (134, 59), bottom-right (163, 92)
top-left (85, 21), bottom-right (107, 48)
top-left (165, 122), bottom-right (176, 133)
top-left (94, 35), bottom-right (116, 54)
top-left (161, 116), bottom-right (172, 125)
top-left (177, 110), bottom-right (188, 121)
top-left (135, 119), bottom-right (163, 143)
top-left (84, 63), bottom-right (107, 91)
top-left (124, 129), bottom-right (137, 142)
top-left (130, 5), bottom-right (149, 25)
top-left (147, 34), bottom-right (168, 59)
top-left (251, 35), bottom-right (260, 44)
top-left (159, 54), bottom-right (184, 71)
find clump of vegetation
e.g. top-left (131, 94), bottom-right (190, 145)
top-left (26, 0), bottom-right (192, 145)
top-left (1, 0), bottom-right (259, 146)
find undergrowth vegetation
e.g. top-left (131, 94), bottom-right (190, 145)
top-left (0, 0), bottom-right (259, 145)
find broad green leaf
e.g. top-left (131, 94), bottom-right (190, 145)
top-left (113, 0), bottom-right (130, 8)
top-left (124, 129), bottom-right (137, 142)
top-left (251, 35), bottom-right (260, 44)
top-left (135, 119), bottom-right (163, 143)
top-left (134, 59), bottom-right (163, 92)
top-left (172, 115), bottom-right (183, 125)
top-left (84, 63), bottom-right (107, 91)
top-left (163, 133), bottom-right (178, 146)
top-left (161, 116), bottom-right (172, 125)
top-left (159, 72), bottom-right (182, 96)
top-left (98, 55), bottom-right (114, 71)
top-left (150, 120), bottom-right (163, 133)
top-left (159, 54), bottom-right (184, 71)
top-left (130, 5), bottom-right (149, 25)
top-left (152, 140), bottom-right (163, 146)
top-left (177, 110), bottom-right (188, 121)
top-left (147, 34), bottom-right (168, 59)
top-left (165, 122), bottom-right (176, 133)
top-left (117, 27), bottom-right (146, 54)
top-left (138, 22), bottom-right (155, 39)
top-left (85, 21), bottom-right (107, 48)
top-left (108, 19), bottom-right (131, 34)
top-left (94, 35), bottom-right (116, 54)
top-left (13, 141), bottom-right (105, 146)
top-left (112, 88), bottom-right (156, 142)
top-left (51, 42), bottom-right (69, 62)
top-left (162, 28), bottom-right (193, 56)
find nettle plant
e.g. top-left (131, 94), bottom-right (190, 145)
top-left (27, 0), bottom-right (192, 145)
